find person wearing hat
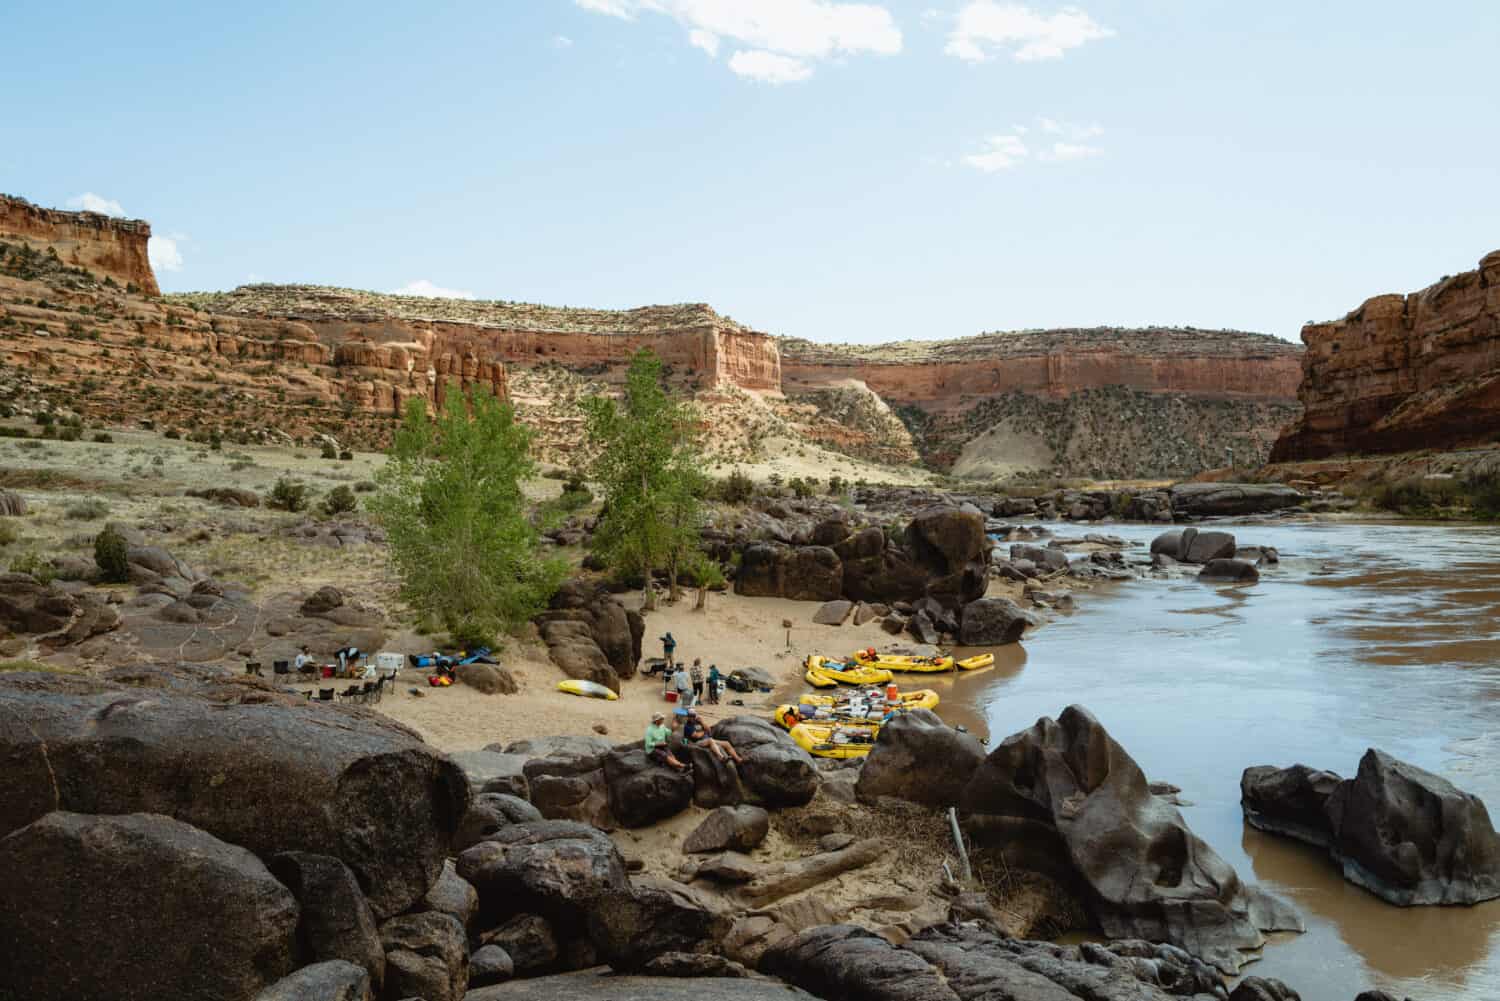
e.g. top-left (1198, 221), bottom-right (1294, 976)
top-left (644, 712), bottom-right (687, 772)
top-left (681, 708), bottom-right (744, 766)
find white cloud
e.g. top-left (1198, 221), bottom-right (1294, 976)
top-left (961, 134), bottom-right (1029, 172)
top-left (946, 3), bottom-right (1112, 63)
top-left (553, 34), bottom-right (575, 47)
top-left (688, 28), bottom-right (720, 56)
top-left (729, 49), bottom-right (814, 83)
top-left (574, 0), bottom-right (901, 81)
top-left (1040, 141), bottom-right (1102, 161)
top-left (390, 279), bottom-right (476, 300)
top-left (149, 235), bottom-right (184, 273)
top-left (1038, 115), bottom-right (1101, 138)
top-left (66, 192), bottom-right (125, 217)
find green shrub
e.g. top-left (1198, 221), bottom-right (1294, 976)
top-left (0, 522), bottom-right (17, 546)
top-left (64, 498), bottom-right (109, 520)
top-left (33, 412), bottom-right (53, 426)
top-left (0, 427), bottom-right (30, 439)
top-left (339, 449), bottom-right (354, 461)
top-left (788, 476), bottom-right (814, 499)
top-left (320, 485), bottom-right (358, 516)
top-left (94, 525), bottom-right (130, 583)
top-left (268, 477), bottom-right (309, 512)
top-left (92, 432), bottom-right (114, 443)
top-left (164, 428), bottom-right (181, 439)
top-left (320, 441), bottom-right (339, 460)
top-left (827, 475), bottom-right (846, 496)
top-left (712, 470), bottom-right (755, 504)
top-left (57, 425), bottom-right (81, 442)
top-left (9, 552), bottom-right (56, 584)
top-left (353, 480), bottom-right (377, 493)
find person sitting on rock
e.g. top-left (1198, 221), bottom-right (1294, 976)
top-left (682, 709), bottom-right (744, 766)
top-left (645, 712), bottom-right (687, 772)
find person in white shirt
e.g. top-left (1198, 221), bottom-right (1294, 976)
top-left (294, 646), bottom-right (314, 674)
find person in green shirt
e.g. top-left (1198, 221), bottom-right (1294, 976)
top-left (644, 712), bottom-right (687, 772)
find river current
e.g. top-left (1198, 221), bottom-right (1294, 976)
top-left (941, 519), bottom-right (1500, 1001)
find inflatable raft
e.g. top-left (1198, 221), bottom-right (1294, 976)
top-left (557, 679), bottom-right (619, 701)
top-left (788, 721), bottom-right (880, 759)
top-left (850, 651), bottom-right (954, 672)
top-left (804, 655), bottom-right (893, 686)
top-left (800, 688), bottom-right (940, 711)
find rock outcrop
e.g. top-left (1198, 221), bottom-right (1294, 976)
top-left (960, 705), bottom-right (1301, 972)
top-left (1273, 250), bottom-right (1500, 461)
top-left (856, 709), bottom-right (986, 809)
top-left (1243, 751), bottom-right (1500, 905)
top-left (0, 193), bottom-right (159, 294)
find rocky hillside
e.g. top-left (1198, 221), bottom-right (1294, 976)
top-left (1, 192), bottom-right (1305, 480)
top-left (1272, 249), bottom-right (1500, 461)
top-left (784, 328), bottom-right (1303, 478)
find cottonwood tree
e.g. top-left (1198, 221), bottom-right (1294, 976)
top-left (370, 385), bottom-right (564, 648)
top-left (583, 349), bottom-right (706, 609)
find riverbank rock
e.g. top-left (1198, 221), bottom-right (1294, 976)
top-left (458, 792), bottom-right (545, 853)
top-left (1328, 750), bottom-right (1500, 905)
top-left (959, 705), bottom-right (1302, 972)
top-left (458, 820), bottom-right (629, 938)
top-left (710, 716), bottom-right (820, 807)
top-left (452, 749), bottom-right (531, 799)
top-left (1170, 482), bottom-right (1304, 518)
top-left (253, 961), bottom-right (371, 1001)
top-left (465, 969), bottom-right (819, 1001)
top-left (603, 747), bottom-right (695, 828)
top-left (535, 578), bottom-right (644, 691)
top-left (683, 805), bottom-right (770, 853)
top-left (958, 596), bottom-right (1028, 645)
top-left (0, 672), bottom-right (468, 918)
top-left (379, 911), bottom-right (469, 1001)
top-left (1199, 558), bottom-right (1260, 584)
top-left (1150, 527), bottom-right (1237, 565)
top-left (267, 851), bottom-right (386, 988)
top-left (812, 598), bottom-right (853, 625)
top-left (857, 709), bottom-right (986, 809)
top-left (1241, 763), bottom-right (1342, 847)
top-left (0, 811), bottom-right (299, 1001)
top-left (501, 735), bottom-right (614, 827)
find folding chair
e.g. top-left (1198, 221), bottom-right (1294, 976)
top-left (244, 662), bottom-right (262, 677)
top-left (272, 660), bottom-right (290, 677)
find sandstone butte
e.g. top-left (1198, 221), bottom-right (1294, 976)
top-left (0, 191), bottom-right (1303, 478)
top-left (1272, 249), bottom-right (1500, 462)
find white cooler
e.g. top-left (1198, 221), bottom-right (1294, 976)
top-left (374, 652), bottom-right (404, 678)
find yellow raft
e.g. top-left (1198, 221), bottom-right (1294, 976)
top-left (955, 653), bottom-right (995, 671)
top-left (799, 688), bottom-right (940, 711)
top-left (788, 721), bottom-right (880, 759)
top-left (804, 655), bottom-right (892, 686)
top-left (850, 651), bottom-right (954, 673)
top-left (775, 703), bottom-right (890, 729)
top-left (557, 679), bottom-right (619, 701)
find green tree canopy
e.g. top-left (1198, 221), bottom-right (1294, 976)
top-left (370, 384), bottom-right (564, 648)
top-left (582, 349), bottom-right (705, 607)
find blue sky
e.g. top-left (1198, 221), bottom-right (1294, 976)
top-left (4, 1), bottom-right (1497, 343)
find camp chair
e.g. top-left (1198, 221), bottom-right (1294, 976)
top-left (244, 662), bottom-right (262, 677)
top-left (272, 660), bottom-right (290, 676)
top-left (338, 684), bottom-right (362, 702)
top-left (318, 688), bottom-right (335, 702)
top-left (370, 675), bottom-right (386, 704)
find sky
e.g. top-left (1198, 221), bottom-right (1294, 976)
top-left (3, 1), bottom-right (1498, 344)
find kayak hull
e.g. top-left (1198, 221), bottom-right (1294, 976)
top-left (557, 679), bottom-right (619, 701)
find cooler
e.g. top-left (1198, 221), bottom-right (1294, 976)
top-left (374, 652), bottom-right (404, 678)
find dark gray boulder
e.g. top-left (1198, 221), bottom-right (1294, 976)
top-left (812, 599), bottom-right (853, 625)
top-left (959, 705), bottom-right (1302, 973)
top-left (958, 596), bottom-right (1028, 645)
top-left (253, 961), bottom-right (371, 1001)
top-left (469, 944), bottom-right (515, 988)
top-left (0, 673), bottom-right (468, 919)
top-left (449, 749), bottom-right (530, 799)
top-left (1184, 529), bottom-right (1237, 564)
top-left (1241, 763), bottom-right (1342, 847)
top-left (1228, 977), bottom-right (1303, 1001)
top-left (464, 970), bottom-right (819, 1001)
top-left (458, 820), bottom-right (628, 937)
top-left (379, 911), bottom-right (468, 1001)
top-left (682, 805), bottom-right (770, 854)
top-left (267, 851), bottom-right (385, 988)
top-left (759, 924), bottom-right (953, 1001)
top-left (0, 812), bottom-right (298, 1001)
top-left (1009, 544), bottom-right (1069, 572)
top-left (1199, 558), bottom-right (1260, 584)
top-left (786, 546), bottom-right (844, 601)
top-left (457, 792), bottom-right (545, 853)
top-left (857, 709), bottom-right (986, 809)
top-left (710, 716), bottom-right (820, 807)
top-left (1326, 749), bottom-right (1500, 905)
top-left (502, 736), bottom-right (613, 827)
top-left (603, 747), bottom-right (695, 828)
top-left (1170, 482), bottom-right (1304, 517)
top-left (479, 914), bottom-right (559, 974)
top-left (586, 876), bottom-right (734, 972)
top-left (907, 609), bottom-right (941, 645)
top-left (422, 859), bottom-right (480, 930)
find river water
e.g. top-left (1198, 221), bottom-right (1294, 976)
top-left (941, 519), bottom-right (1500, 1001)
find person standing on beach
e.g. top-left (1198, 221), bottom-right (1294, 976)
top-left (672, 663), bottom-right (693, 706)
top-left (661, 632), bottom-right (676, 664)
top-left (706, 664), bottom-right (722, 704)
top-left (690, 659), bottom-right (704, 703)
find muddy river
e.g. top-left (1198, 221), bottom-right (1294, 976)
top-left (941, 519), bottom-right (1500, 1001)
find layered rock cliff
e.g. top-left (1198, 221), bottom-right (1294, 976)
top-left (0, 194), bottom-right (159, 296)
top-left (1272, 250), bottom-right (1500, 461)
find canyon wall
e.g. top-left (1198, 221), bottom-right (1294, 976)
top-left (1271, 250), bottom-right (1500, 462)
top-left (0, 194), bottom-right (159, 296)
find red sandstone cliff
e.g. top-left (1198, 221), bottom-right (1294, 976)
top-left (1271, 250), bottom-right (1500, 462)
top-left (0, 194), bottom-right (159, 296)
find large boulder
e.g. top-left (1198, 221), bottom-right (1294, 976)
top-left (682, 805), bottom-right (770, 854)
top-left (469, 944), bottom-right (515, 988)
top-left (457, 792), bottom-right (545, 853)
top-left (1170, 482), bottom-right (1304, 517)
top-left (1184, 530), bottom-right (1238, 564)
top-left (603, 747), bottom-right (695, 828)
top-left (1199, 558), bottom-right (1260, 584)
top-left (537, 619), bottom-right (620, 693)
top-left (379, 911), bottom-right (469, 1001)
top-left (812, 599), bottom-right (853, 625)
top-left (1325, 750), bottom-right (1500, 905)
top-left (857, 710), bottom-right (986, 809)
top-left (958, 597), bottom-right (1028, 646)
top-left (0, 812), bottom-right (299, 1001)
top-left (253, 961), bottom-right (371, 1001)
top-left (1241, 764), bottom-right (1342, 847)
top-left (906, 505), bottom-right (987, 577)
top-left (422, 859), bottom-right (480, 930)
top-left (1009, 544), bottom-right (1068, 572)
top-left (734, 542), bottom-right (789, 597)
top-left (0, 673), bottom-right (468, 918)
top-left (786, 546), bottom-right (844, 601)
top-left (480, 914), bottom-right (559, 975)
top-left (0, 572), bottom-right (120, 645)
top-left (267, 851), bottom-right (385, 988)
top-left (536, 578), bottom-right (643, 689)
top-left (710, 716), bottom-right (820, 807)
top-left (959, 705), bottom-right (1302, 973)
top-left (458, 820), bottom-right (629, 937)
top-left (505, 736), bottom-right (614, 827)
top-left (586, 875), bottom-right (735, 972)
top-left (450, 749), bottom-right (531, 799)
top-left (465, 970), bottom-right (819, 1001)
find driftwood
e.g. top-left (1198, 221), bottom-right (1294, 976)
top-left (737, 838), bottom-right (885, 906)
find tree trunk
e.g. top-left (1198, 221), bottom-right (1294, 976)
top-left (668, 559), bottom-right (680, 603)
top-left (643, 565), bottom-right (657, 611)
top-left (695, 585), bottom-right (707, 611)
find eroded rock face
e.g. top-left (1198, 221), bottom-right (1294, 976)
top-left (1273, 250), bottom-right (1500, 461)
top-left (1327, 750), bottom-right (1500, 905)
top-left (603, 747), bottom-right (695, 828)
top-left (379, 911), bottom-right (469, 1001)
top-left (1170, 482), bottom-right (1304, 517)
top-left (710, 716), bottom-right (820, 807)
top-left (857, 709), bottom-right (986, 809)
top-left (959, 705), bottom-right (1302, 972)
top-left (536, 579), bottom-right (643, 691)
top-left (458, 820), bottom-right (629, 937)
top-left (266, 851), bottom-right (386, 989)
top-left (1241, 763), bottom-right (1342, 847)
top-left (0, 812), bottom-right (298, 1001)
top-left (682, 805), bottom-right (770, 854)
top-left (0, 672), bottom-right (468, 918)
top-left (0, 193), bottom-right (159, 293)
